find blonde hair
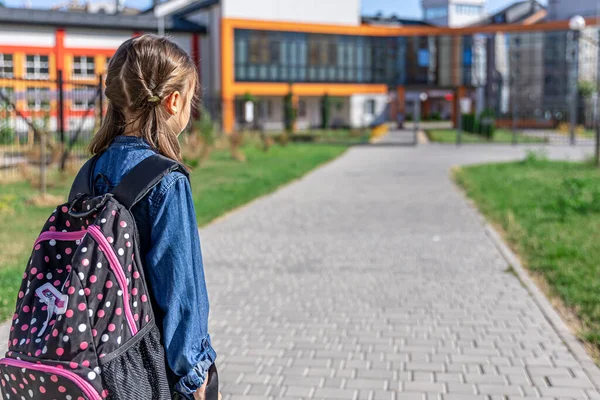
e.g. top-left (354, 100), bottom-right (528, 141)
top-left (89, 34), bottom-right (198, 162)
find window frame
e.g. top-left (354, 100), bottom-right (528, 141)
top-left (25, 55), bottom-right (50, 79)
top-left (0, 87), bottom-right (14, 110)
top-left (26, 87), bottom-right (51, 111)
top-left (364, 99), bottom-right (376, 116)
top-left (0, 54), bottom-right (14, 78)
top-left (72, 56), bottom-right (96, 78)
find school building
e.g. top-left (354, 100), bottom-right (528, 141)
top-left (0, 0), bottom-right (598, 135)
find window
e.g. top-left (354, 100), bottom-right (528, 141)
top-left (26, 87), bottom-right (51, 111)
top-left (249, 32), bottom-right (269, 63)
top-left (418, 49), bottom-right (430, 67)
top-left (258, 100), bottom-right (272, 119)
top-left (425, 6), bottom-right (448, 20)
top-left (25, 55), bottom-right (49, 78)
top-left (364, 99), bottom-right (376, 115)
top-left (308, 36), bottom-right (337, 66)
top-left (73, 56), bottom-right (95, 78)
top-left (456, 4), bottom-right (482, 15)
top-left (298, 100), bottom-right (307, 118)
top-left (0, 54), bottom-right (13, 78)
top-left (0, 87), bottom-right (14, 110)
top-left (269, 41), bottom-right (280, 64)
top-left (71, 88), bottom-right (95, 111)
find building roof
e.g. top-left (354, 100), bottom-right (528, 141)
top-left (476, 0), bottom-right (547, 25)
top-left (141, 0), bottom-right (220, 16)
top-left (362, 15), bottom-right (432, 27)
top-left (0, 5), bottom-right (207, 33)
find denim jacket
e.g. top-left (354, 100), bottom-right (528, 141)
top-left (92, 136), bottom-right (216, 398)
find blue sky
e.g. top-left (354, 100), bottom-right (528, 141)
top-left (4, 0), bottom-right (548, 18)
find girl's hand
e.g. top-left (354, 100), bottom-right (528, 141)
top-left (193, 376), bottom-right (208, 400)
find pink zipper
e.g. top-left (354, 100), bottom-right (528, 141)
top-left (0, 357), bottom-right (101, 400)
top-left (87, 224), bottom-right (138, 336)
top-left (34, 230), bottom-right (87, 248)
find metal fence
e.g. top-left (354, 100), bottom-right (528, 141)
top-left (0, 71), bottom-right (103, 184)
top-left (443, 29), bottom-right (600, 146)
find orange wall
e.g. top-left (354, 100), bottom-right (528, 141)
top-left (221, 16), bottom-right (600, 133)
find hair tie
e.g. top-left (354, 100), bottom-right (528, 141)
top-left (147, 95), bottom-right (161, 103)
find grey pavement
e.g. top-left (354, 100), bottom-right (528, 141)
top-left (201, 132), bottom-right (598, 400)
top-left (1, 132), bottom-right (598, 400)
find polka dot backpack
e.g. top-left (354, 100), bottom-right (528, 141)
top-left (0, 154), bottom-right (191, 400)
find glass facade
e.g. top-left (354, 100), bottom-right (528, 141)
top-left (233, 28), bottom-right (599, 123)
top-left (234, 29), bottom-right (481, 86)
top-left (234, 29), bottom-right (398, 84)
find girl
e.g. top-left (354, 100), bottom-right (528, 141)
top-left (88, 34), bottom-right (216, 400)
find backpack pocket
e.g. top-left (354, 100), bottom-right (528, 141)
top-left (99, 322), bottom-right (170, 400)
top-left (0, 357), bottom-right (102, 400)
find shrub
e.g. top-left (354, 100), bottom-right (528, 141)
top-left (430, 112), bottom-right (442, 121)
top-left (0, 123), bottom-right (14, 145)
top-left (478, 109), bottom-right (496, 140)
top-left (321, 94), bottom-right (331, 129)
top-left (284, 91), bottom-right (297, 133)
top-left (462, 113), bottom-right (477, 133)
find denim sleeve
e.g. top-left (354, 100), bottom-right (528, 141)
top-left (146, 174), bottom-right (217, 398)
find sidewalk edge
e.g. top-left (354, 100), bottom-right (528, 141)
top-left (455, 179), bottom-right (600, 391)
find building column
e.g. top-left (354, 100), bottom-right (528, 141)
top-left (395, 86), bottom-right (406, 126)
top-left (423, 98), bottom-right (430, 120)
top-left (452, 86), bottom-right (467, 128)
top-left (223, 97), bottom-right (235, 134)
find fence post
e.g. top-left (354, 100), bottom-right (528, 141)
top-left (57, 70), bottom-right (65, 146)
top-left (596, 116), bottom-right (600, 167)
top-left (568, 30), bottom-right (579, 146)
top-left (456, 88), bottom-right (462, 146)
top-left (40, 131), bottom-right (47, 195)
top-left (98, 74), bottom-right (104, 126)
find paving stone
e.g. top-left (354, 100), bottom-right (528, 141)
top-left (187, 140), bottom-right (600, 400)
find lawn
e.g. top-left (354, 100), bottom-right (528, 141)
top-left (427, 129), bottom-right (547, 144)
top-left (455, 156), bottom-right (600, 348)
top-left (238, 129), bottom-right (370, 145)
top-left (0, 144), bottom-right (346, 320)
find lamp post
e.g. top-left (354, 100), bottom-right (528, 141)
top-left (415, 92), bottom-right (428, 144)
top-left (568, 15), bottom-right (586, 145)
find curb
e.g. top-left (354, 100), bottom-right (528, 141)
top-left (455, 180), bottom-right (600, 391)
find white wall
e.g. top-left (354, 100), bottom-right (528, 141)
top-left (168, 33), bottom-right (192, 57)
top-left (422, 0), bottom-right (486, 27)
top-left (64, 28), bottom-right (131, 49)
top-left (350, 94), bottom-right (388, 128)
top-left (222, 0), bottom-right (361, 26)
top-left (0, 26), bottom-right (54, 47)
top-left (186, 5), bottom-right (221, 98)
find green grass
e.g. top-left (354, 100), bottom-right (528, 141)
top-left (240, 129), bottom-right (370, 145)
top-left (455, 158), bottom-right (600, 347)
top-left (427, 129), bottom-right (547, 144)
top-left (0, 144), bottom-right (346, 320)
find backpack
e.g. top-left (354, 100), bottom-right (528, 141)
top-left (0, 154), bottom-right (218, 400)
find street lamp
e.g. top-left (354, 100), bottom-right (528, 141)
top-left (568, 15), bottom-right (585, 145)
top-left (414, 92), bottom-right (428, 144)
top-left (569, 15), bottom-right (586, 32)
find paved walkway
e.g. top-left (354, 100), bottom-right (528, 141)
top-left (0, 133), bottom-right (597, 399)
top-left (200, 133), bottom-right (599, 400)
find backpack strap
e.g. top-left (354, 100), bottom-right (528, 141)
top-left (68, 155), bottom-right (101, 202)
top-left (111, 154), bottom-right (189, 209)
